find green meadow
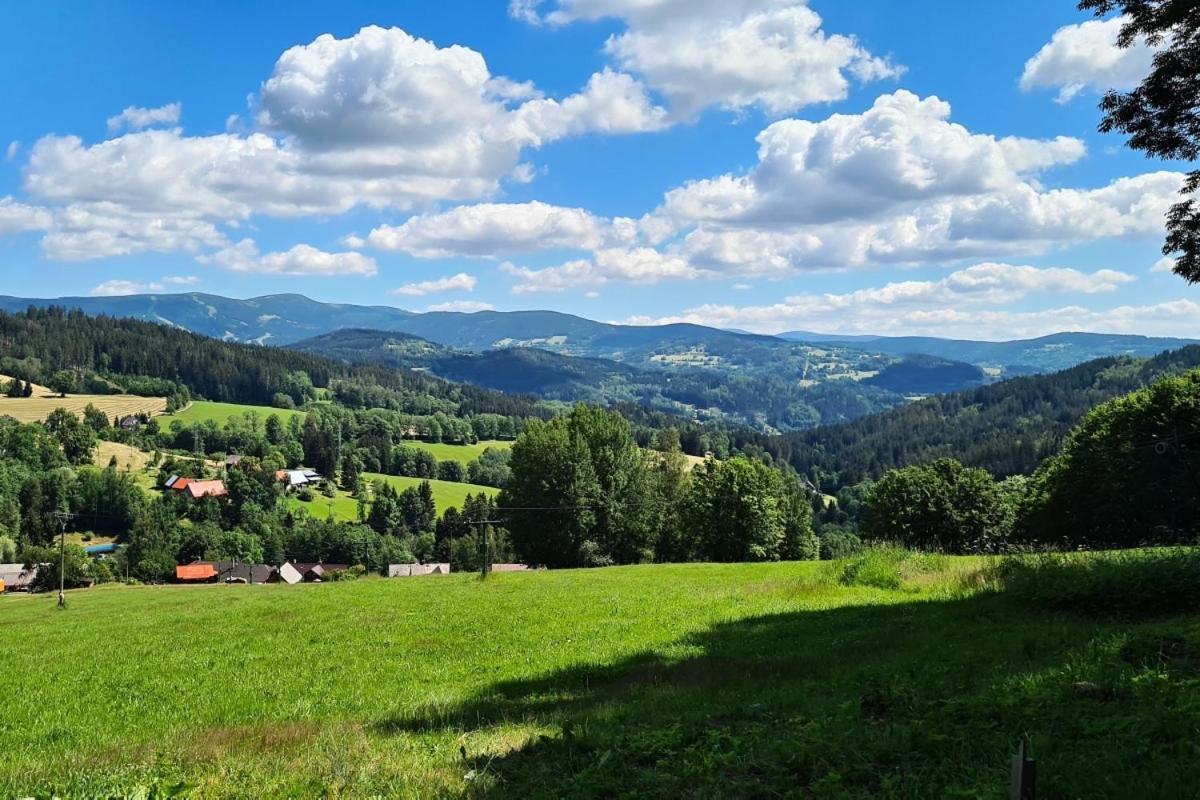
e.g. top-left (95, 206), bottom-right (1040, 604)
top-left (397, 439), bottom-right (511, 465)
top-left (3, 550), bottom-right (1199, 798)
top-left (159, 400), bottom-right (307, 427)
top-left (286, 473), bottom-right (498, 521)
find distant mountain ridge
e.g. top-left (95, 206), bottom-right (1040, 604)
top-left (1, 291), bottom-right (1192, 377)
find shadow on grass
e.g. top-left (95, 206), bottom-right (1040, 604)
top-left (377, 590), bottom-right (1200, 799)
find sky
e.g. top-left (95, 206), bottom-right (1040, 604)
top-left (0, 0), bottom-right (1194, 340)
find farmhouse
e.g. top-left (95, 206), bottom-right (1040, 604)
top-left (290, 562), bottom-right (350, 582)
top-left (164, 476), bottom-right (228, 500)
top-left (174, 560), bottom-right (276, 584)
top-left (276, 469), bottom-right (322, 490)
top-left (272, 561), bottom-right (305, 585)
top-left (0, 563), bottom-right (38, 592)
top-left (224, 454), bottom-right (244, 469)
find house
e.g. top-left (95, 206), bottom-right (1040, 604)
top-left (224, 454), bottom-right (244, 469)
top-left (491, 563), bottom-right (530, 573)
top-left (388, 563), bottom-right (451, 577)
top-left (175, 562), bottom-right (218, 582)
top-left (271, 562), bottom-right (305, 585)
top-left (118, 416), bottom-right (143, 431)
top-left (185, 480), bottom-right (227, 500)
top-left (164, 475), bottom-right (189, 491)
top-left (175, 560), bottom-right (276, 584)
top-left (275, 469), bottom-right (322, 490)
top-left (289, 562), bottom-right (350, 582)
top-left (0, 563), bottom-right (38, 592)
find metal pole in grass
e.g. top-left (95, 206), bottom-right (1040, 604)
top-left (52, 510), bottom-right (73, 608)
top-left (1010, 738), bottom-right (1036, 800)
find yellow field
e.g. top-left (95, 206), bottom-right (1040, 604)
top-left (0, 390), bottom-right (166, 424)
top-left (94, 440), bottom-right (155, 472)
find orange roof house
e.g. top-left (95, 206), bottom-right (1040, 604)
top-left (184, 480), bottom-right (227, 500)
top-left (175, 563), bottom-right (217, 582)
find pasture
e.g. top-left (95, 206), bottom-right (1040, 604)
top-left (285, 473), bottom-right (499, 521)
top-left (158, 400), bottom-right (306, 427)
top-left (397, 439), bottom-right (511, 465)
top-left (3, 551), bottom-right (1199, 798)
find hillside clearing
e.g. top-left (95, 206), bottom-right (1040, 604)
top-left (3, 555), bottom-right (1198, 797)
top-left (285, 473), bottom-right (498, 521)
top-left (159, 400), bottom-right (306, 426)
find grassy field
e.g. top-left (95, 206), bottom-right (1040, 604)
top-left (286, 473), bottom-right (499, 521)
top-left (397, 439), bottom-right (511, 465)
top-left (0, 393), bottom-right (166, 424)
top-left (159, 400), bottom-right (307, 427)
top-left (3, 551), bottom-right (1199, 797)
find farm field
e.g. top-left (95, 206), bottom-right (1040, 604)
top-left (158, 400), bottom-right (306, 427)
top-left (286, 472), bottom-right (498, 521)
top-left (3, 552), bottom-right (1198, 798)
top-left (0, 392), bottom-right (166, 424)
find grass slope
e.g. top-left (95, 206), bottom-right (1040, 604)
top-left (159, 400), bottom-right (306, 426)
top-left (3, 555), bottom-right (1199, 797)
top-left (286, 473), bottom-right (498, 521)
top-left (0, 393), bottom-right (166, 424)
top-left (397, 439), bottom-right (511, 465)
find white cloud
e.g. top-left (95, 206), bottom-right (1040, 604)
top-left (0, 197), bottom-right (52, 235)
top-left (1152, 256), bottom-right (1177, 273)
top-left (519, 0), bottom-right (903, 117)
top-left (1021, 16), bottom-right (1156, 103)
top-left (618, 263), bottom-right (1162, 338)
top-left (41, 201), bottom-right (225, 261)
top-left (88, 275), bottom-right (201, 296)
top-left (106, 102), bottom-right (182, 133)
top-left (5, 141), bottom-right (18, 161)
top-left (426, 299), bottom-right (494, 312)
top-left (366, 201), bottom-right (623, 257)
top-left (642, 91), bottom-right (1180, 277)
top-left (20, 26), bottom-right (670, 264)
top-left (391, 272), bottom-right (478, 296)
top-left (201, 239), bottom-right (377, 276)
top-left (503, 247), bottom-right (700, 292)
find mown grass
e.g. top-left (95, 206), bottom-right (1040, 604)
top-left (3, 551), bottom-right (1199, 798)
top-left (286, 473), bottom-right (499, 521)
top-left (159, 400), bottom-right (307, 426)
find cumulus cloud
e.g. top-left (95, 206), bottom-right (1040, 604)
top-left (642, 91), bottom-right (1180, 276)
top-left (391, 272), bottom-right (478, 296)
top-left (201, 239), bottom-right (377, 276)
top-left (426, 299), bottom-right (494, 312)
top-left (5, 141), bottom-right (18, 161)
top-left (618, 263), bottom-right (1158, 338)
top-left (1152, 256), bottom-right (1177, 273)
top-left (517, 0), bottom-right (902, 117)
top-left (1021, 16), bottom-right (1156, 103)
top-left (89, 275), bottom-right (201, 296)
top-left (0, 197), bottom-right (52, 235)
top-left (502, 247), bottom-right (700, 292)
top-left (20, 26), bottom-right (667, 263)
top-left (106, 102), bottom-right (182, 133)
top-left (366, 201), bottom-right (624, 257)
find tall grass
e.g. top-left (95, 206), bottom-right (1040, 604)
top-left (832, 544), bottom-right (952, 591)
top-left (995, 547), bottom-right (1200, 615)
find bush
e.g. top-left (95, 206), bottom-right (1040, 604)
top-left (833, 545), bottom-right (949, 591)
top-left (995, 548), bottom-right (1200, 616)
top-left (296, 488), bottom-right (314, 502)
top-left (818, 525), bottom-right (862, 560)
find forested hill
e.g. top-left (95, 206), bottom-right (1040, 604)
top-left (0, 308), bottom-right (548, 418)
top-left (770, 345), bottom-right (1200, 490)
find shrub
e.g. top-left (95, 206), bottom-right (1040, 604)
top-left (995, 548), bottom-right (1200, 616)
top-left (833, 545), bottom-right (948, 591)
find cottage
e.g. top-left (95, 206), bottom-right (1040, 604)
top-left (275, 469), bottom-right (322, 490)
top-left (175, 562), bottom-right (218, 582)
top-left (0, 563), bottom-right (38, 592)
top-left (224, 454), bottom-right (244, 469)
top-left (175, 560), bottom-right (275, 584)
top-left (184, 480), bottom-right (228, 500)
top-left (271, 562), bottom-right (305, 585)
top-left (289, 562), bottom-right (350, 582)
top-left (118, 416), bottom-right (144, 431)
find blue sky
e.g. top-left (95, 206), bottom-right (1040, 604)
top-left (0, 0), bottom-right (1192, 338)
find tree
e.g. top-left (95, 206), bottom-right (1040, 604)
top-left (862, 459), bottom-right (1006, 553)
top-left (685, 457), bottom-right (787, 562)
top-left (5, 378), bottom-right (23, 398)
top-left (82, 403), bottom-right (110, 432)
top-left (467, 447), bottom-right (512, 487)
top-left (48, 370), bottom-right (77, 398)
top-left (1017, 369), bottom-right (1200, 547)
top-left (24, 543), bottom-right (92, 592)
top-left (43, 408), bottom-right (97, 465)
top-left (1079, 1), bottom-right (1200, 280)
top-left (436, 460), bottom-right (466, 483)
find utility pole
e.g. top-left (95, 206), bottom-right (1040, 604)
top-left (52, 510), bottom-right (72, 608)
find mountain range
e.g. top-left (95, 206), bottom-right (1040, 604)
top-left (2, 291), bottom-right (1194, 432)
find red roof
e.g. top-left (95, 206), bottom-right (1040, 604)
top-left (168, 476), bottom-right (192, 491)
top-left (176, 563), bottom-right (217, 581)
top-left (185, 480), bottom-right (227, 500)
